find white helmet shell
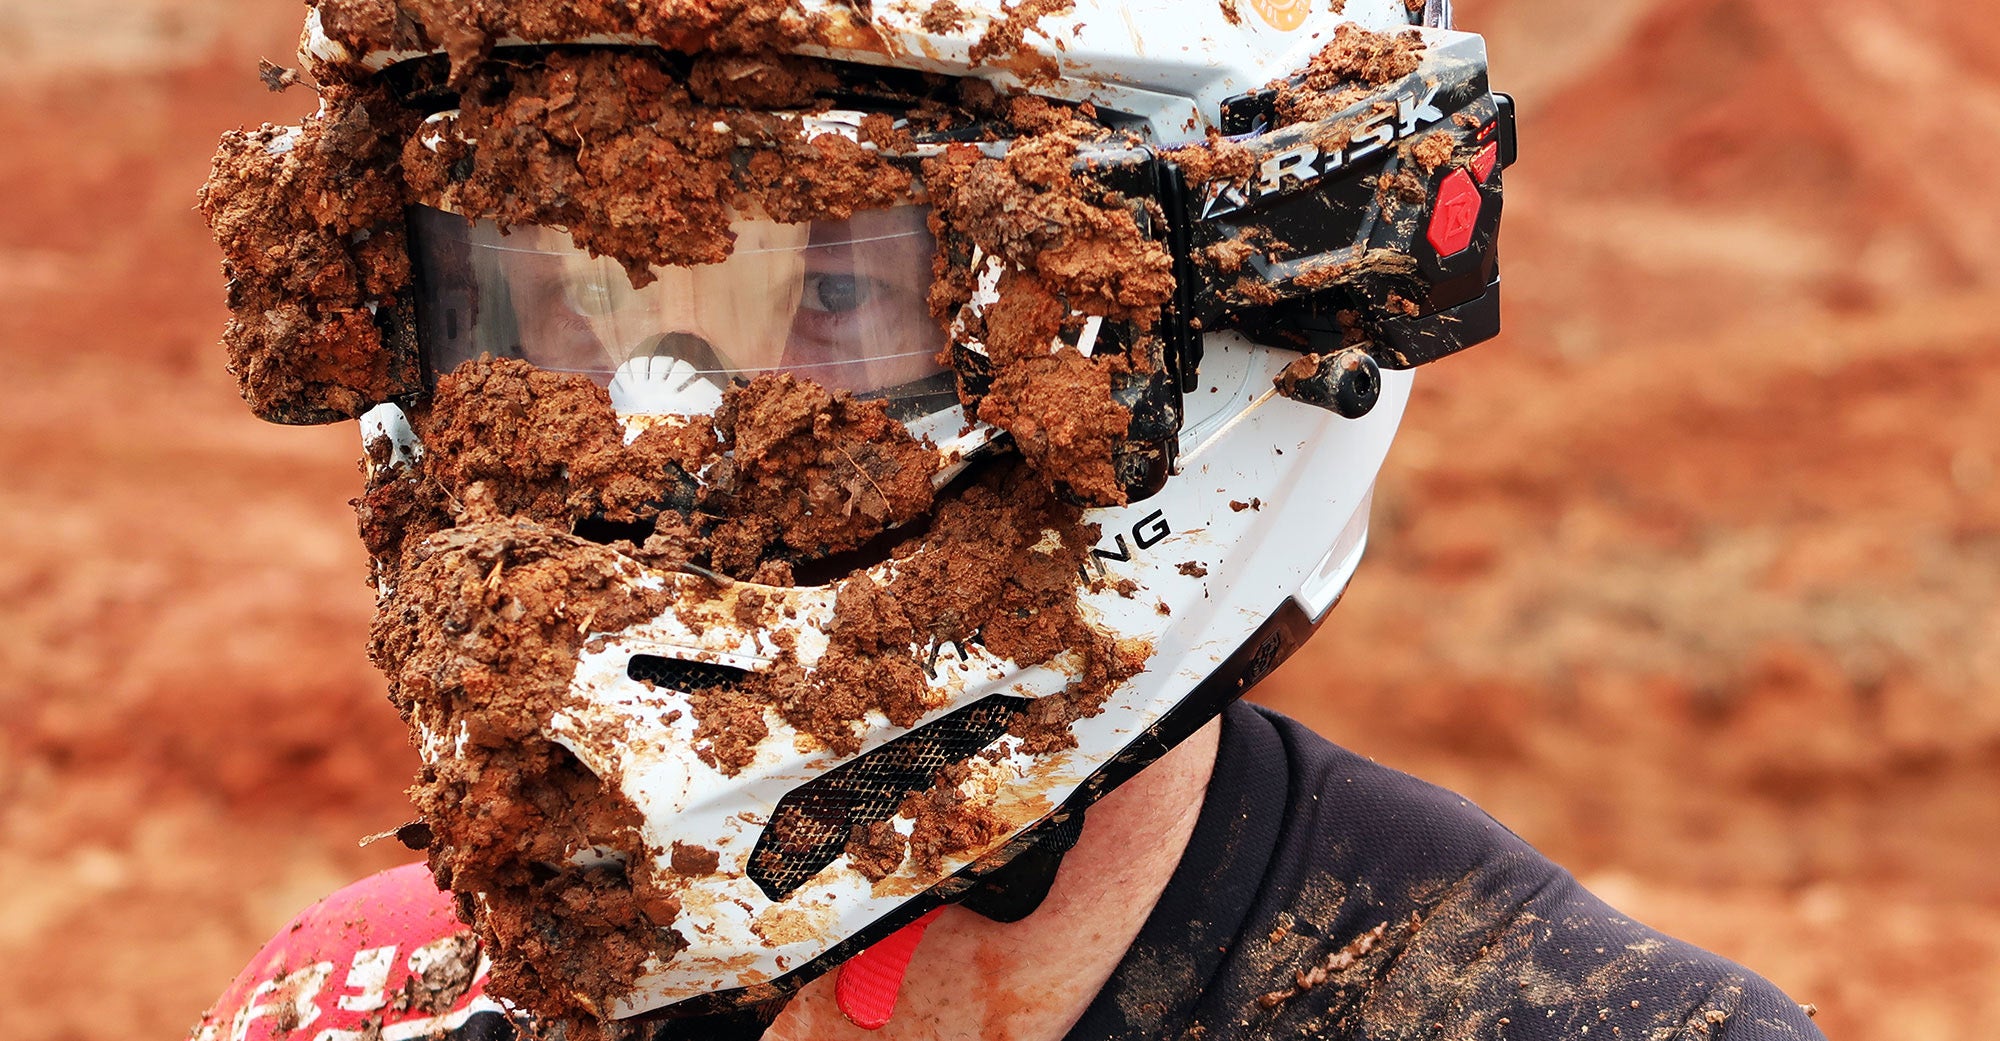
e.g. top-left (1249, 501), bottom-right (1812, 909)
top-left (324, 0), bottom-right (1502, 1021)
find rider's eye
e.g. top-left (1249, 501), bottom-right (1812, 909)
top-left (567, 278), bottom-right (619, 317)
top-left (801, 273), bottom-right (871, 314)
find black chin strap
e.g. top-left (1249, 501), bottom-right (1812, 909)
top-left (637, 998), bottom-right (790, 1041)
top-left (959, 808), bottom-right (1087, 923)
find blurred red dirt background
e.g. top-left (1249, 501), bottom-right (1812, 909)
top-left (2, 2), bottom-right (1996, 1037)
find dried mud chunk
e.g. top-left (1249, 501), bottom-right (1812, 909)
top-left (723, 464), bottom-right (1145, 763)
top-left (901, 766), bottom-right (1010, 875)
top-left (1410, 131), bottom-right (1455, 171)
top-left (686, 53), bottom-right (837, 108)
top-left (745, 131), bottom-right (918, 225)
top-left (200, 83), bottom-right (421, 422)
top-left (389, 933), bottom-right (482, 1015)
top-left (400, 49), bottom-right (914, 287)
top-left (356, 434), bottom-right (455, 570)
top-left (1301, 23), bottom-right (1424, 89)
top-left (845, 819), bottom-right (908, 882)
top-left (429, 52), bottom-right (737, 283)
top-left (669, 841), bottom-right (722, 877)
top-left (966, 0), bottom-right (1075, 83)
top-left (924, 133), bottom-right (1183, 503)
top-left (688, 686), bottom-right (771, 774)
top-left (978, 349), bottom-right (1131, 505)
top-left (1162, 134), bottom-right (1256, 187)
top-left (925, 137), bottom-right (1175, 321)
top-left (709, 374), bottom-right (937, 567)
top-left (918, 0), bottom-right (969, 34)
top-left (369, 518), bottom-right (677, 1023)
top-left (312, 0), bottom-right (821, 84)
top-left (1376, 167), bottom-right (1428, 204)
top-left (415, 359), bottom-right (615, 522)
top-left (1272, 25), bottom-right (1427, 126)
top-left (1202, 236), bottom-right (1260, 275)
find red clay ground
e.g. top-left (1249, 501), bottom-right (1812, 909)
top-left (1, 2), bottom-right (1995, 1038)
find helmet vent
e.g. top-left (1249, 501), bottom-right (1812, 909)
top-left (749, 694), bottom-right (1029, 900)
top-left (574, 514), bottom-right (658, 546)
top-left (626, 654), bottom-right (750, 692)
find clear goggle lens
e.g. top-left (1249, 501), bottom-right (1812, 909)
top-left (409, 204), bottom-right (955, 419)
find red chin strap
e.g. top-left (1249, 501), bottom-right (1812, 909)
top-left (834, 907), bottom-right (947, 1030)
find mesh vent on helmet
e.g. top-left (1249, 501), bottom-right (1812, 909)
top-left (627, 654), bottom-right (751, 691)
top-left (749, 694), bottom-right (1030, 900)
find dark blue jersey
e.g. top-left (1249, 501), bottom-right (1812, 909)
top-left (1065, 702), bottom-right (1826, 1041)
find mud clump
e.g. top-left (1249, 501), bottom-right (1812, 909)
top-left (403, 49), bottom-right (914, 287)
top-left (369, 518), bottom-right (682, 1024)
top-left (706, 373), bottom-right (936, 570)
top-left (918, 0), bottom-right (969, 35)
top-left (359, 359), bottom-right (932, 585)
top-left (314, 0), bottom-right (827, 84)
top-left (417, 359), bottom-right (715, 526)
top-left (923, 134), bottom-right (1177, 502)
top-left (750, 462), bottom-right (1144, 758)
top-left (966, 0), bottom-right (1075, 83)
top-left (1274, 24), bottom-right (1426, 125)
top-left (198, 82), bottom-right (421, 423)
top-left (901, 764), bottom-right (1011, 876)
top-left (844, 820), bottom-right (907, 882)
top-left (926, 133), bottom-right (1174, 323)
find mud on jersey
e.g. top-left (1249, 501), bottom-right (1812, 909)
top-left (1065, 704), bottom-right (1828, 1041)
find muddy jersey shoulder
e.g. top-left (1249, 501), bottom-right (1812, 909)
top-left (1068, 703), bottom-right (1827, 1041)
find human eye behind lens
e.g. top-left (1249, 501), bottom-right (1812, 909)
top-left (799, 271), bottom-right (879, 314)
top-left (563, 268), bottom-right (634, 319)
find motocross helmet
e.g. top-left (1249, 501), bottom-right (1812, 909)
top-left (200, 0), bottom-right (1513, 1031)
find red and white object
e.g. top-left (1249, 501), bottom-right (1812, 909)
top-left (191, 863), bottom-right (513, 1041)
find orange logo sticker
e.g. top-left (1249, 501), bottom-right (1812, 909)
top-left (1250, 0), bottom-right (1310, 31)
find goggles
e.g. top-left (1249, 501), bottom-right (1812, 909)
top-left (240, 27), bottom-right (1515, 505)
top-left (410, 203), bottom-right (960, 421)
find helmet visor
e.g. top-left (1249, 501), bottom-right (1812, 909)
top-left (409, 204), bottom-right (954, 419)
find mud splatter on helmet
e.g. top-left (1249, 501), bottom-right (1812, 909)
top-left (200, 0), bottom-right (1513, 1030)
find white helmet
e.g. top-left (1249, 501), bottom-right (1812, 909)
top-left (202, 0), bottom-right (1513, 1031)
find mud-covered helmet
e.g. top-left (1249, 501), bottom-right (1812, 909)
top-left (201, 0), bottom-right (1513, 1030)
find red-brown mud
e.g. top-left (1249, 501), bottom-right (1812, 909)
top-left (369, 516), bottom-right (682, 1019)
top-left (899, 763), bottom-right (1011, 876)
top-left (922, 133), bottom-right (1176, 500)
top-left (355, 360), bottom-right (1138, 1021)
top-left (198, 86), bottom-right (421, 423)
top-left (843, 820), bottom-right (908, 883)
top-left (1272, 24), bottom-right (1426, 125)
top-left (965, 0), bottom-right (1076, 83)
top-left (401, 49), bottom-right (913, 284)
top-left (313, 0), bottom-right (834, 84)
